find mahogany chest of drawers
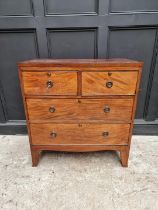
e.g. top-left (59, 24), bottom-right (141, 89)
top-left (18, 59), bottom-right (143, 167)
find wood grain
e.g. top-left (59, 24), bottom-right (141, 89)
top-left (22, 71), bottom-right (77, 95)
top-left (30, 123), bottom-right (130, 145)
top-left (120, 147), bottom-right (129, 167)
top-left (26, 98), bottom-right (134, 121)
top-left (82, 71), bottom-right (138, 95)
top-left (18, 58), bottom-right (143, 167)
top-left (31, 145), bottom-right (128, 152)
top-left (18, 58), bottom-right (143, 69)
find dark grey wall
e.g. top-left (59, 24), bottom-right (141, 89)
top-left (0, 0), bottom-right (158, 134)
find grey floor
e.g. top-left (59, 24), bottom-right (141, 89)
top-left (0, 135), bottom-right (158, 210)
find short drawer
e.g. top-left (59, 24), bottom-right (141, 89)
top-left (22, 71), bottom-right (77, 95)
top-left (27, 98), bottom-right (133, 122)
top-left (30, 123), bottom-right (130, 145)
top-left (82, 71), bottom-right (138, 95)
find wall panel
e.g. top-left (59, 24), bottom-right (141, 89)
top-left (44, 0), bottom-right (98, 15)
top-left (110, 0), bottom-right (158, 13)
top-left (47, 28), bottom-right (98, 58)
top-left (0, 0), bottom-right (33, 16)
top-left (108, 27), bottom-right (157, 119)
top-left (0, 30), bottom-right (38, 121)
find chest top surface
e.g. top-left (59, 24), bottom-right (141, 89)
top-left (18, 58), bottom-right (143, 70)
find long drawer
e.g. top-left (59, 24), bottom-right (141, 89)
top-left (27, 98), bottom-right (134, 122)
top-left (82, 71), bottom-right (138, 95)
top-left (30, 123), bottom-right (130, 145)
top-left (22, 71), bottom-right (77, 95)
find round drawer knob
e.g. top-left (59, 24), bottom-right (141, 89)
top-left (102, 132), bottom-right (109, 137)
top-left (50, 132), bottom-right (57, 138)
top-left (49, 107), bottom-right (56, 113)
top-left (104, 106), bottom-right (110, 113)
top-left (106, 81), bottom-right (113, 88)
top-left (47, 80), bottom-right (53, 88)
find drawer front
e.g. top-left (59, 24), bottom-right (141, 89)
top-left (22, 71), bottom-right (77, 95)
top-left (30, 123), bottom-right (130, 145)
top-left (82, 71), bottom-right (138, 95)
top-left (27, 98), bottom-right (133, 121)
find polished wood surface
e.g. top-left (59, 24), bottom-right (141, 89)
top-left (30, 123), bottom-right (130, 145)
top-left (18, 58), bottom-right (143, 69)
top-left (82, 71), bottom-right (138, 95)
top-left (30, 144), bottom-right (130, 167)
top-left (18, 59), bottom-right (143, 167)
top-left (27, 98), bottom-right (133, 121)
top-left (22, 71), bottom-right (77, 95)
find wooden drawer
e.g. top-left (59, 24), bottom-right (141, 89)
top-left (82, 71), bottom-right (138, 95)
top-left (22, 71), bottom-right (77, 95)
top-left (27, 98), bottom-right (133, 122)
top-left (30, 123), bottom-right (130, 145)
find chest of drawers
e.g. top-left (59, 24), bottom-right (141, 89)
top-left (18, 59), bottom-right (143, 167)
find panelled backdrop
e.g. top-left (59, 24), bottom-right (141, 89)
top-left (0, 0), bottom-right (158, 134)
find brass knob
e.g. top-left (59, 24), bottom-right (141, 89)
top-left (106, 81), bottom-right (113, 88)
top-left (50, 132), bottom-right (57, 138)
top-left (102, 132), bottom-right (109, 137)
top-left (47, 80), bottom-right (53, 88)
top-left (49, 107), bottom-right (55, 113)
top-left (104, 106), bottom-right (110, 113)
